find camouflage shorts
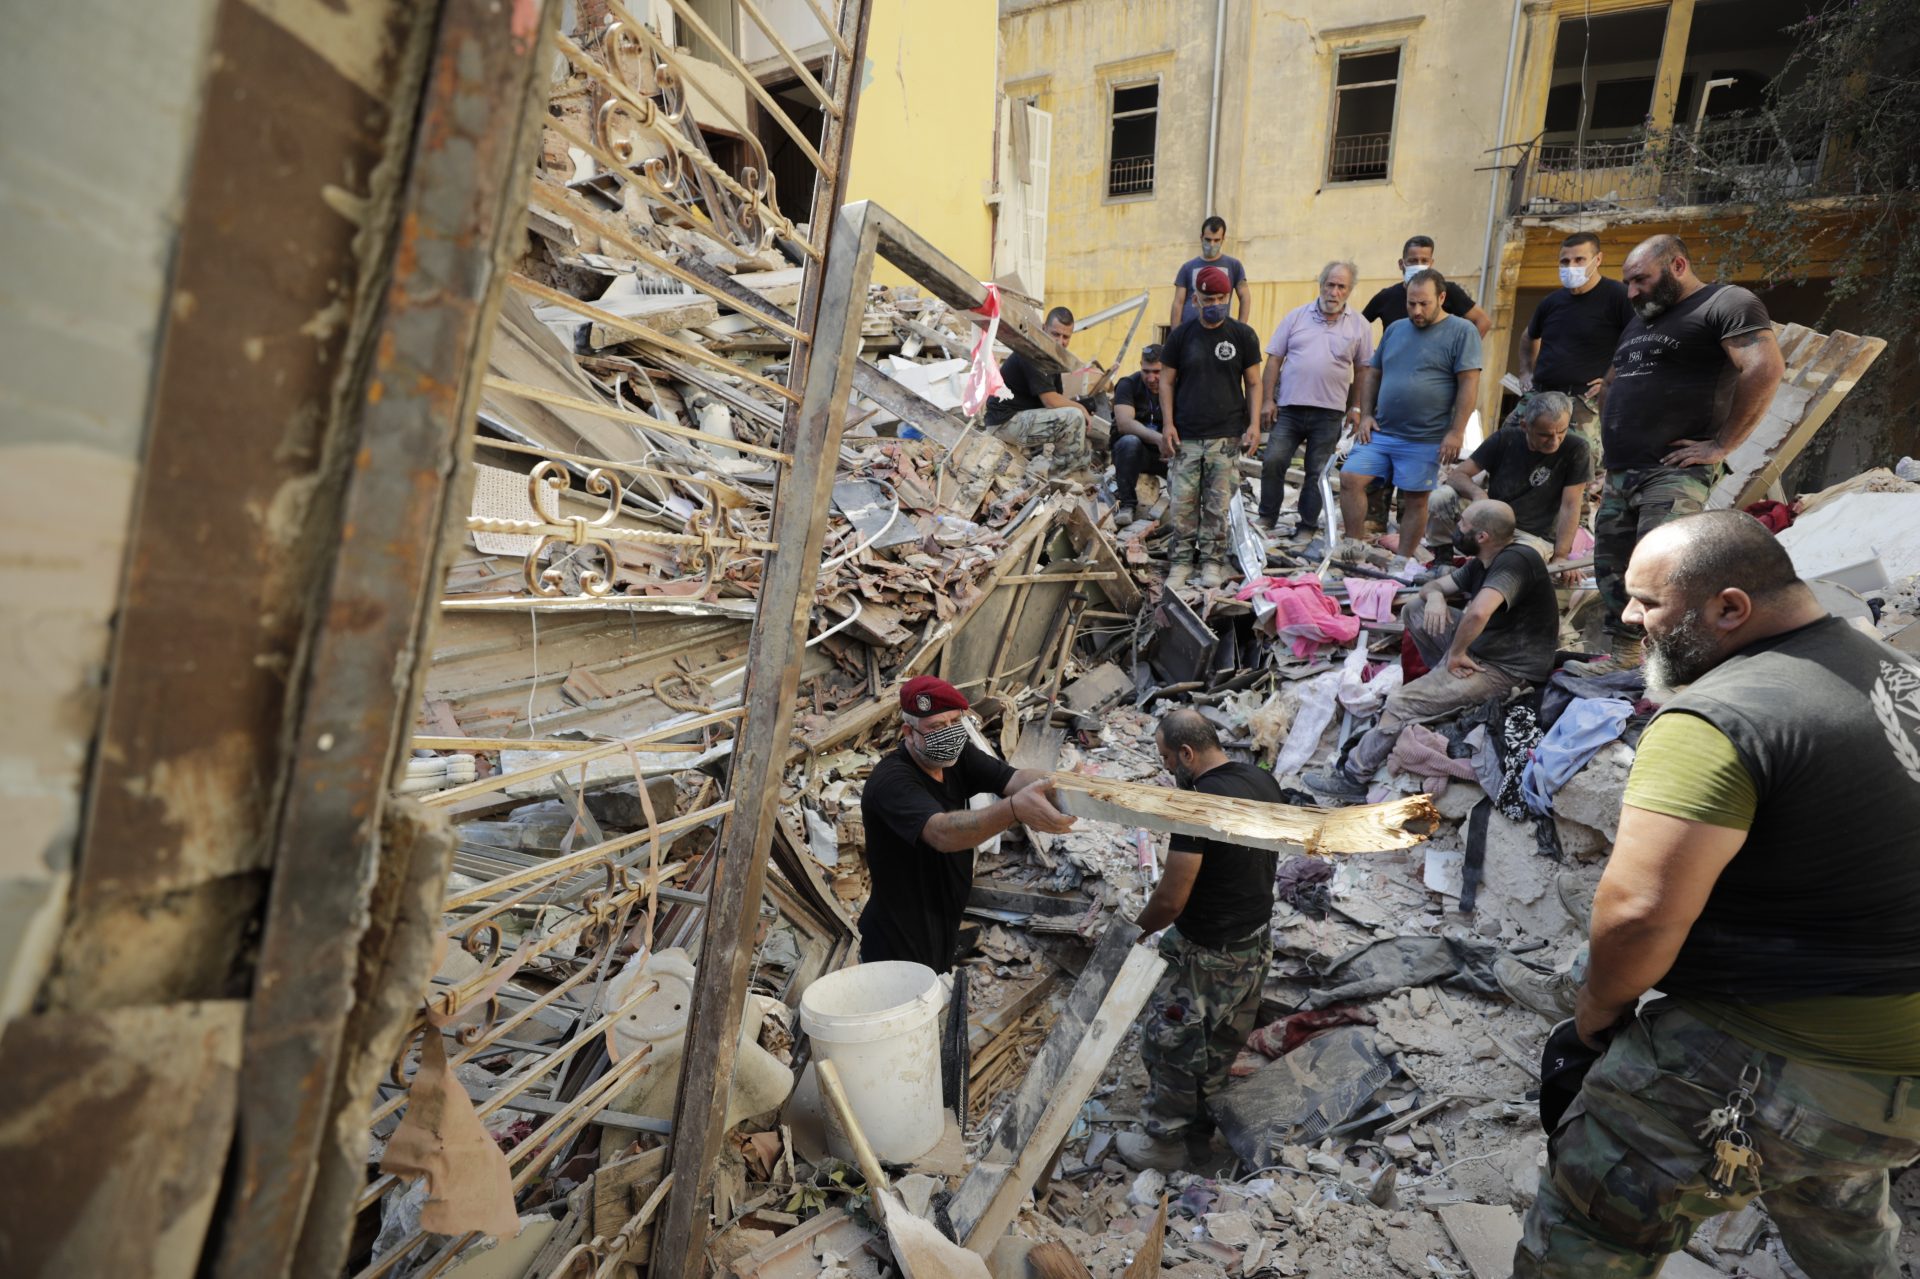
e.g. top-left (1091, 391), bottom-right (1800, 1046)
top-left (1169, 436), bottom-right (1242, 568)
top-left (1140, 925), bottom-right (1270, 1139)
top-left (1516, 1000), bottom-right (1920, 1278)
top-left (992, 406), bottom-right (1092, 477)
top-left (1594, 466), bottom-right (1713, 637)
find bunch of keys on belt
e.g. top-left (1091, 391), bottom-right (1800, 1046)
top-left (1696, 1064), bottom-right (1765, 1199)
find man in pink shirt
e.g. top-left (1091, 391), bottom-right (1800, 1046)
top-left (1258, 261), bottom-right (1373, 542)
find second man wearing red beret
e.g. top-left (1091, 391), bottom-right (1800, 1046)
top-left (857, 676), bottom-right (1076, 973)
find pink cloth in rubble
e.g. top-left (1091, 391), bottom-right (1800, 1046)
top-left (1389, 723), bottom-right (1480, 797)
top-left (1237, 574), bottom-right (1362, 659)
top-left (1344, 577), bottom-right (1401, 626)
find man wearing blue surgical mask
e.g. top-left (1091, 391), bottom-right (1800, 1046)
top-left (1362, 235), bottom-right (1492, 337)
top-left (858, 676), bottom-right (1074, 972)
top-left (1169, 215), bottom-right (1251, 328)
top-left (1518, 232), bottom-right (1633, 452)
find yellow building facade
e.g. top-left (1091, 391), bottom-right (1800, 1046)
top-left (999, 0), bottom-right (1521, 391)
top-left (1001, 0), bottom-right (1894, 457)
top-left (844, 0), bottom-right (1000, 281)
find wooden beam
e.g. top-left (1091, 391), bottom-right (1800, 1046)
top-left (1047, 773), bottom-right (1441, 855)
top-left (948, 921), bottom-right (1167, 1251)
top-left (1647, 0), bottom-right (1696, 133)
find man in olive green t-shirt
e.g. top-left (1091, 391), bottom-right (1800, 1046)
top-left (1516, 511), bottom-right (1920, 1279)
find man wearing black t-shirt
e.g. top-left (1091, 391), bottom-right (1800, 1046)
top-left (1118, 709), bottom-right (1281, 1172)
top-left (1520, 232), bottom-right (1633, 449)
top-left (1110, 343), bottom-right (1168, 526)
top-left (1307, 500), bottom-right (1558, 801)
top-left (1159, 265), bottom-right (1263, 590)
top-left (1362, 234), bottom-right (1493, 337)
top-left (857, 676), bottom-right (1074, 973)
top-left (1427, 391), bottom-right (1591, 569)
top-left (1574, 235), bottom-right (1784, 675)
top-left (983, 306), bottom-right (1094, 476)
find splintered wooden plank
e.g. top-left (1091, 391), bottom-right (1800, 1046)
top-left (949, 921), bottom-right (1167, 1252)
top-left (1708, 325), bottom-right (1885, 510)
top-left (1047, 772), bottom-right (1440, 854)
top-left (1062, 502), bottom-right (1144, 615)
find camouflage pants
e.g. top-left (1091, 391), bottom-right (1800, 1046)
top-left (1594, 466), bottom-right (1713, 638)
top-left (992, 406), bottom-right (1092, 477)
top-left (1516, 1000), bottom-right (1920, 1278)
top-left (1169, 436), bottom-right (1241, 568)
top-left (1140, 925), bottom-right (1271, 1139)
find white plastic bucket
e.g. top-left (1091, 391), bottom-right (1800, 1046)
top-left (799, 961), bottom-right (946, 1163)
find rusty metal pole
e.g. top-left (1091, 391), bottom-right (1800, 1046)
top-left (648, 15), bottom-right (881, 1271)
top-left (209, 2), bottom-right (558, 1274)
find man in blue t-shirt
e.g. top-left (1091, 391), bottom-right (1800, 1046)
top-left (1169, 215), bottom-right (1251, 329)
top-left (1340, 269), bottom-right (1482, 560)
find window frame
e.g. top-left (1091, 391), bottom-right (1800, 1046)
top-left (1102, 74), bottom-right (1161, 203)
top-left (1324, 40), bottom-right (1406, 188)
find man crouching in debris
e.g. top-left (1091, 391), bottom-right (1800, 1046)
top-left (857, 676), bottom-right (1075, 974)
top-left (1119, 708), bottom-right (1283, 1171)
top-left (1516, 511), bottom-right (1920, 1277)
top-left (1306, 499), bottom-right (1558, 801)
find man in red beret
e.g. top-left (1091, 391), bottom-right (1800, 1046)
top-left (857, 676), bottom-right (1076, 972)
top-left (1158, 263), bottom-right (1263, 591)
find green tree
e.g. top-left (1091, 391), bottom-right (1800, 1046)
top-left (1715, 0), bottom-right (1920, 338)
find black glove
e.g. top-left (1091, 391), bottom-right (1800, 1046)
top-left (1538, 1017), bottom-right (1607, 1133)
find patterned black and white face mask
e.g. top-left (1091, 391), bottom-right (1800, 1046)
top-left (912, 720), bottom-right (968, 765)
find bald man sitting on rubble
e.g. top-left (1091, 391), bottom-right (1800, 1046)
top-left (1306, 499), bottom-right (1560, 801)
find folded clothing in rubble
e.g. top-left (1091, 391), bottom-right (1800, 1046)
top-left (1209, 1025), bottom-right (1398, 1168)
top-left (1237, 575), bottom-right (1362, 658)
top-left (1302, 933), bottom-right (1507, 1009)
top-left (1521, 696), bottom-right (1634, 815)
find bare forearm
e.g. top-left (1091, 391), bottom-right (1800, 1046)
top-left (1444, 604), bottom-right (1495, 660)
top-left (1715, 365), bottom-right (1780, 452)
top-left (1005, 768), bottom-right (1048, 794)
top-left (1552, 499), bottom-right (1581, 559)
top-left (1584, 913), bottom-right (1691, 1012)
top-left (1449, 371), bottom-right (1481, 436)
top-left (921, 800), bottom-right (1016, 852)
top-left (1356, 367), bottom-right (1378, 416)
top-left (1261, 361), bottom-right (1280, 406)
top-left (1135, 883), bottom-right (1185, 935)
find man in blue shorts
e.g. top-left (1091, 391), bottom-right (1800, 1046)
top-left (1341, 269), bottom-right (1482, 560)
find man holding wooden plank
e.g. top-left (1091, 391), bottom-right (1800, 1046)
top-left (857, 676), bottom-right (1075, 973)
top-left (1117, 708), bottom-right (1283, 1172)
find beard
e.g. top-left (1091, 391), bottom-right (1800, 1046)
top-left (1172, 763), bottom-right (1196, 790)
top-left (1634, 269), bottom-right (1685, 320)
top-left (1319, 295), bottom-right (1346, 315)
top-left (1644, 608), bottom-right (1722, 691)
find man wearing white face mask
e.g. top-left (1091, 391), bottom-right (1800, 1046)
top-left (1169, 215), bottom-right (1251, 329)
top-left (1519, 232), bottom-right (1633, 450)
top-left (858, 676), bottom-right (1075, 972)
top-left (1362, 235), bottom-right (1493, 337)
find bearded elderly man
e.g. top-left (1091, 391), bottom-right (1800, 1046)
top-left (1516, 511), bottom-right (1920, 1278)
top-left (857, 676), bottom-right (1074, 973)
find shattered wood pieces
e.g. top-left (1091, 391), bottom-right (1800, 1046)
top-left (1707, 323), bottom-right (1887, 511)
top-left (1046, 772), bottom-right (1441, 854)
top-left (949, 922), bottom-right (1168, 1252)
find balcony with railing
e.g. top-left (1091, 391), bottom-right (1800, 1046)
top-left (1512, 117), bottom-right (1846, 216)
top-left (1328, 131), bottom-right (1392, 184)
top-left (1108, 153), bottom-right (1155, 197)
